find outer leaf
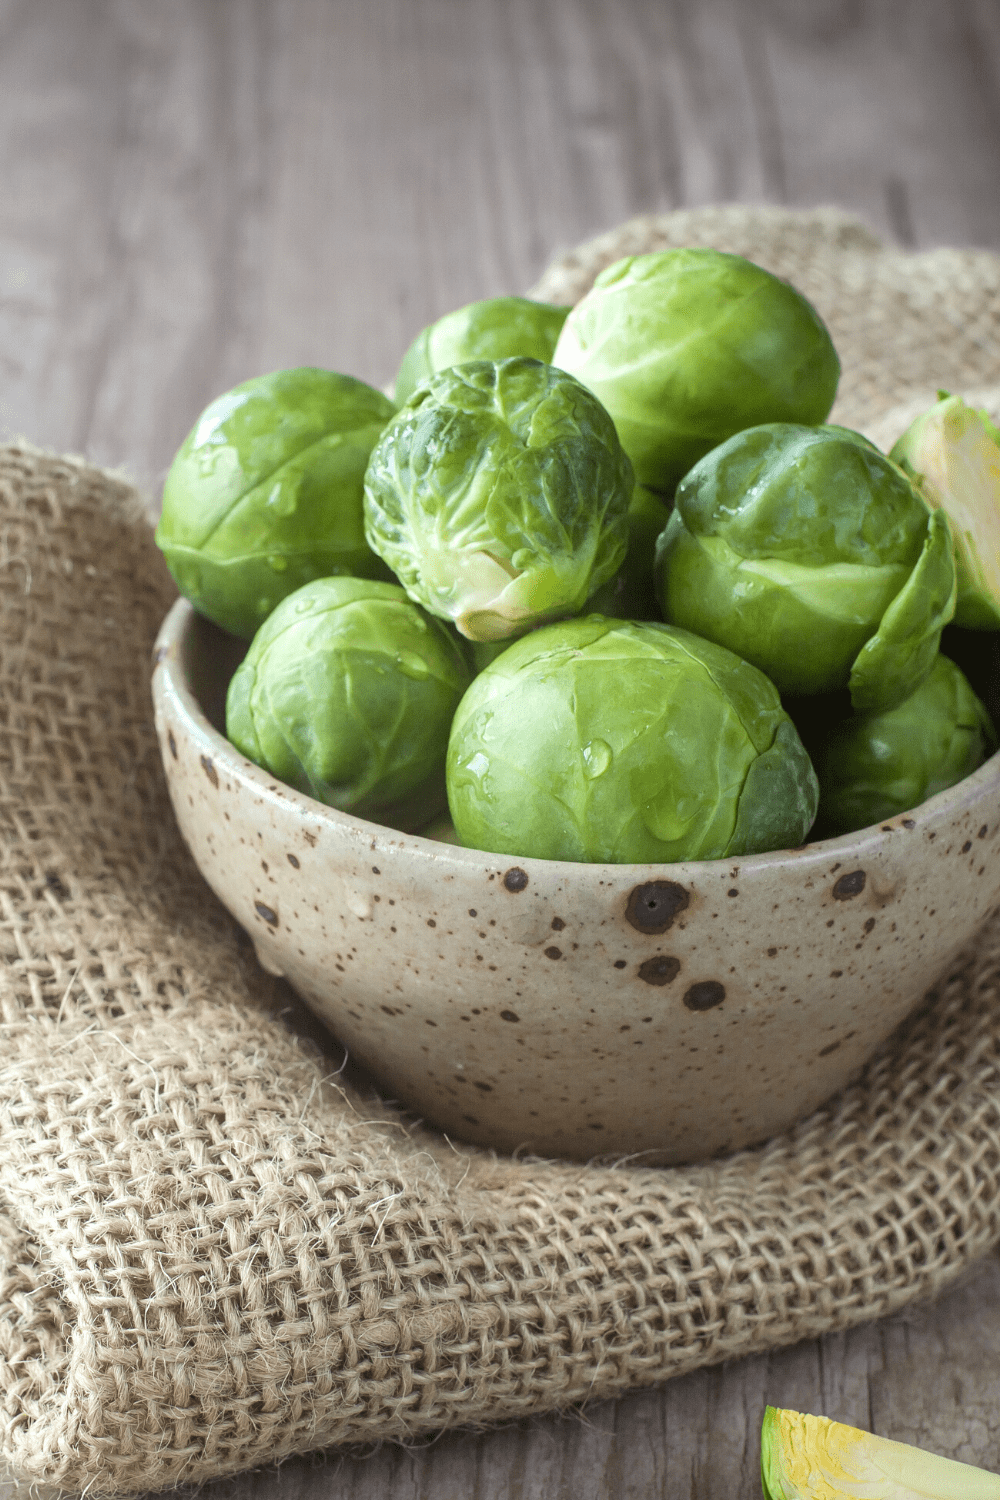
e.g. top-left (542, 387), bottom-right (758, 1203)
top-left (849, 507), bottom-right (957, 714)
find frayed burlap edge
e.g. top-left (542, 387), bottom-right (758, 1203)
top-left (2, 207), bottom-right (1000, 1497)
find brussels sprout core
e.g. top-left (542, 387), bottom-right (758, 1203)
top-left (364, 359), bottom-right (632, 641)
top-left (552, 248), bottom-right (840, 494)
top-left (890, 392), bottom-right (1000, 630)
top-left (226, 577), bottom-right (470, 831)
top-left (761, 1406), bottom-right (1000, 1499)
top-left (447, 617), bottom-right (818, 863)
top-left (656, 423), bottom-right (957, 712)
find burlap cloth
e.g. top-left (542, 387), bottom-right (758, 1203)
top-left (3, 206), bottom-right (1000, 1498)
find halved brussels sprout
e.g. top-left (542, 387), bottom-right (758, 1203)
top-left (394, 296), bottom-right (570, 404)
top-left (890, 391), bottom-right (1000, 629)
top-left (364, 358), bottom-right (632, 642)
top-left (804, 655), bottom-right (996, 836)
top-left (656, 423), bottom-right (957, 713)
top-left (446, 616), bottom-right (818, 863)
top-left (157, 368), bottom-right (396, 639)
top-left (225, 577), bottom-right (470, 830)
top-left (552, 248), bottom-right (840, 494)
top-left (761, 1406), bottom-right (1000, 1499)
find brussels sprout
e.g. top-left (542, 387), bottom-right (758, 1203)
top-left (394, 297), bottom-right (570, 404)
top-left (655, 423), bottom-right (957, 713)
top-left (446, 616), bottom-right (818, 863)
top-left (226, 576), bottom-right (470, 830)
top-left (157, 368), bottom-right (396, 640)
top-left (805, 655), bottom-right (996, 836)
top-left (890, 391), bottom-right (1000, 629)
top-left (552, 248), bottom-right (840, 494)
top-left (587, 482), bottom-right (671, 621)
top-left (364, 358), bottom-right (632, 641)
top-left (761, 1406), bottom-right (1000, 1499)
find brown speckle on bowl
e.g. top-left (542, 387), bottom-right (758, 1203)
top-left (638, 955), bottom-right (680, 986)
top-left (833, 870), bottom-right (866, 900)
top-left (200, 754), bottom-right (219, 788)
top-left (683, 981), bottom-right (726, 1012)
top-left (254, 900), bottom-right (278, 928)
top-left (544, 946), bottom-right (562, 960)
top-left (503, 868), bottom-right (528, 892)
top-left (625, 879), bottom-right (689, 933)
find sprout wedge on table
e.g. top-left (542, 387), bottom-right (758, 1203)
top-left (446, 617), bottom-right (819, 863)
top-left (761, 1406), bottom-right (1000, 1499)
top-left (890, 391), bottom-right (1000, 630)
top-left (393, 296), bottom-right (570, 404)
top-left (552, 247), bottom-right (841, 494)
top-left (225, 577), bottom-right (470, 831)
top-left (157, 368), bottom-right (397, 639)
top-left (364, 357), bottom-right (632, 641)
top-left (655, 423), bottom-right (958, 713)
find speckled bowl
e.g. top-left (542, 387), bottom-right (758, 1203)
top-left (152, 599), bottom-right (1000, 1165)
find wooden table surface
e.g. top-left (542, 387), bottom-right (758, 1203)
top-left (3, 2), bottom-right (1000, 1495)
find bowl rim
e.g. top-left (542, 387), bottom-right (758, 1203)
top-left (153, 595), bottom-right (1000, 882)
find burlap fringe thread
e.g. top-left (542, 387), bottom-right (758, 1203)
top-left (2, 207), bottom-right (1000, 1498)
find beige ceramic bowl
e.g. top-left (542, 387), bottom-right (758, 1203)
top-left (153, 600), bottom-right (1000, 1166)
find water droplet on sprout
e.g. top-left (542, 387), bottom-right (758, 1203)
top-left (582, 738), bottom-right (613, 779)
top-left (396, 651), bottom-right (430, 680)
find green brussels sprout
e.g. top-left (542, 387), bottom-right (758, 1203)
top-left (364, 358), bottom-right (632, 642)
top-left (226, 576), bottom-right (470, 830)
top-left (805, 655), bottom-right (996, 837)
top-left (761, 1406), bottom-right (1000, 1500)
top-left (587, 482), bottom-right (672, 621)
top-left (890, 391), bottom-right (1000, 629)
top-left (447, 616), bottom-right (818, 863)
top-left (552, 248), bottom-right (840, 494)
top-left (394, 297), bottom-right (570, 404)
top-left (655, 423), bottom-right (957, 713)
top-left (157, 368), bottom-right (396, 639)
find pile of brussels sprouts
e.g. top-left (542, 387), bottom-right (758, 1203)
top-left (155, 250), bottom-right (1000, 864)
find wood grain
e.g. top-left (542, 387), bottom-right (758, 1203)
top-left (1, 0), bottom-right (999, 495)
top-left (2, 1), bottom-right (1000, 1495)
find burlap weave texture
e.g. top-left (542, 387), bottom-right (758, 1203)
top-left (2, 206), bottom-right (1000, 1496)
